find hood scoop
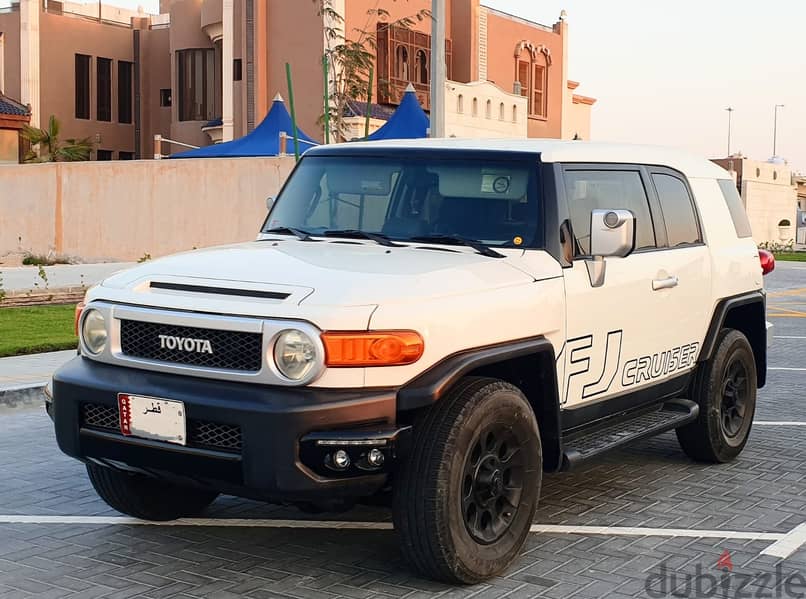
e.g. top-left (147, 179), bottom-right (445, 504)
top-left (149, 281), bottom-right (291, 301)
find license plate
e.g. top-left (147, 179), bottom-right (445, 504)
top-left (118, 394), bottom-right (187, 446)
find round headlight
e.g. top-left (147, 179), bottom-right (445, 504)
top-left (273, 329), bottom-right (317, 381)
top-left (81, 309), bottom-right (107, 355)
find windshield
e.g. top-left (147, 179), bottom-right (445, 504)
top-left (264, 154), bottom-right (541, 248)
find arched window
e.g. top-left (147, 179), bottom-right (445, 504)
top-left (512, 105), bottom-right (518, 123)
top-left (395, 45), bottom-right (409, 80)
top-left (414, 49), bottom-right (428, 84)
top-left (514, 42), bottom-right (549, 118)
top-left (472, 97), bottom-right (478, 117)
top-left (485, 99), bottom-right (491, 119)
top-left (499, 102), bottom-right (505, 120)
top-left (457, 94), bottom-right (464, 114)
top-left (531, 53), bottom-right (547, 118)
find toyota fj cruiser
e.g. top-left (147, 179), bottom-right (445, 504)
top-left (50, 139), bottom-right (773, 583)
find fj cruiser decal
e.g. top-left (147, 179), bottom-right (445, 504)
top-left (621, 342), bottom-right (700, 387)
top-left (564, 331), bottom-right (623, 404)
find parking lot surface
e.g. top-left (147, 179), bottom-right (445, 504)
top-left (1, 262), bottom-right (805, 598)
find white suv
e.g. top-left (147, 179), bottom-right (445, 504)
top-left (50, 139), bottom-right (773, 584)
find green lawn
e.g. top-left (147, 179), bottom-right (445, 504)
top-left (0, 304), bottom-right (78, 357)
top-left (774, 252), bottom-right (806, 262)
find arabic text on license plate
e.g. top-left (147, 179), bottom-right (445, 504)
top-left (118, 394), bottom-right (187, 446)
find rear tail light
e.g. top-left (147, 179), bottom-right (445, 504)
top-left (759, 249), bottom-right (775, 276)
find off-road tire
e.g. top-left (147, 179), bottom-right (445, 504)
top-left (393, 377), bottom-right (542, 584)
top-left (86, 463), bottom-right (219, 521)
top-left (676, 329), bottom-right (757, 463)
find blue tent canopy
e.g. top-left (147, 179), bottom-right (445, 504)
top-left (365, 85), bottom-right (429, 141)
top-left (171, 95), bottom-right (318, 158)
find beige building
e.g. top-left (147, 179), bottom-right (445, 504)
top-left (712, 155), bottom-right (798, 245)
top-left (0, 0), bottom-right (595, 160)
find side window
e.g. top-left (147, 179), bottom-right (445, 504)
top-left (717, 179), bottom-right (753, 238)
top-left (563, 169), bottom-right (656, 255)
top-left (652, 173), bottom-right (701, 247)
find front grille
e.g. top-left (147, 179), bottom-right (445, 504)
top-left (81, 403), bottom-right (243, 454)
top-left (189, 420), bottom-right (242, 452)
top-left (82, 403), bottom-right (119, 430)
top-left (119, 319), bottom-right (262, 371)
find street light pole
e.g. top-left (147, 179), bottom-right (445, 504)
top-left (725, 107), bottom-right (733, 156)
top-left (773, 104), bottom-right (784, 157)
top-left (429, 0), bottom-right (446, 137)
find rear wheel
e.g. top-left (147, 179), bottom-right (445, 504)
top-left (86, 463), bottom-right (218, 521)
top-left (393, 377), bottom-right (542, 584)
top-left (676, 329), bottom-right (757, 463)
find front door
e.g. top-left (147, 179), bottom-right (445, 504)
top-left (559, 165), bottom-right (706, 409)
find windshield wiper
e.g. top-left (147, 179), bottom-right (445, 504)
top-left (263, 226), bottom-right (316, 242)
top-left (323, 229), bottom-right (404, 248)
top-left (410, 235), bottom-right (505, 258)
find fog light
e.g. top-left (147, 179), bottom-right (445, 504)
top-left (332, 450), bottom-right (350, 470)
top-left (367, 448), bottom-right (385, 467)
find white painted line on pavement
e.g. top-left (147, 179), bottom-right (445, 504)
top-left (761, 523), bottom-right (806, 559)
top-left (0, 515), bottom-right (785, 542)
top-left (753, 422), bottom-right (806, 426)
top-left (528, 524), bottom-right (782, 541)
top-left (768, 367), bottom-right (806, 371)
top-left (774, 336), bottom-right (806, 339)
top-left (0, 515), bottom-right (394, 529)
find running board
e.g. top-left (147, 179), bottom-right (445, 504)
top-left (561, 399), bottom-right (699, 470)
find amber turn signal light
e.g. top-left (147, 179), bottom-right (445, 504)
top-left (322, 331), bottom-right (424, 367)
top-left (74, 302), bottom-right (85, 336)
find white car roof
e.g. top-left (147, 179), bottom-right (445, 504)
top-left (316, 138), bottom-right (730, 180)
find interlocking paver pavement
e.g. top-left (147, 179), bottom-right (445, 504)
top-left (0, 264), bottom-right (803, 597)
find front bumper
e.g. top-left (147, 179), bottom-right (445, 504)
top-left (51, 357), bottom-right (401, 503)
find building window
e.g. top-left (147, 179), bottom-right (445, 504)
top-left (515, 44), bottom-right (549, 118)
top-left (96, 57), bottom-right (112, 122)
top-left (96, 149), bottom-right (113, 161)
top-left (485, 99), bottom-right (491, 119)
top-left (512, 105), bottom-right (517, 123)
top-left (233, 58), bottom-right (243, 81)
top-left (517, 60), bottom-right (529, 99)
top-left (457, 94), bottom-right (463, 114)
top-left (499, 102), bottom-right (505, 121)
top-left (532, 63), bottom-right (546, 117)
top-left (119, 151), bottom-right (134, 160)
top-left (414, 49), bottom-right (427, 84)
top-left (177, 48), bottom-right (219, 122)
top-left (395, 45), bottom-right (409, 80)
top-left (160, 88), bottom-right (172, 107)
top-left (75, 54), bottom-right (91, 119)
top-left (472, 97), bottom-right (478, 117)
top-left (118, 61), bottom-right (133, 124)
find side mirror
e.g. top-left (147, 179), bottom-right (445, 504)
top-left (266, 196), bottom-right (274, 211)
top-left (586, 209), bottom-right (636, 287)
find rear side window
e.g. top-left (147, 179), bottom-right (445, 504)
top-left (717, 179), bottom-right (752, 238)
top-left (651, 173), bottom-right (701, 247)
top-left (563, 170), bottom-right (656, 255)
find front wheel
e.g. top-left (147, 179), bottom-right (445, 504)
top-left (676, 329), bottom-right (757, 463)
top-left (86, 463), bottom-right (219, 521)
top-left (393, 377), bottom-right (542, 584)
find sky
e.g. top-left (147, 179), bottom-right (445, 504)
top-left (103, 0), bottom-right (804, 172)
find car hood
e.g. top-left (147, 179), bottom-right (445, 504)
top-left (97, 239), bottom-right (561, 310)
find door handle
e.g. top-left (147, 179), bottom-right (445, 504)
top-left (652, 275), bottom-right (679, 291)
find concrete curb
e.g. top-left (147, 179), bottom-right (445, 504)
top-left (0, 383), bottom-right (46, 409)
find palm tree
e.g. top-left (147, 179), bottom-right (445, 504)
top-left (21, 115), bottom-right (94, 163)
